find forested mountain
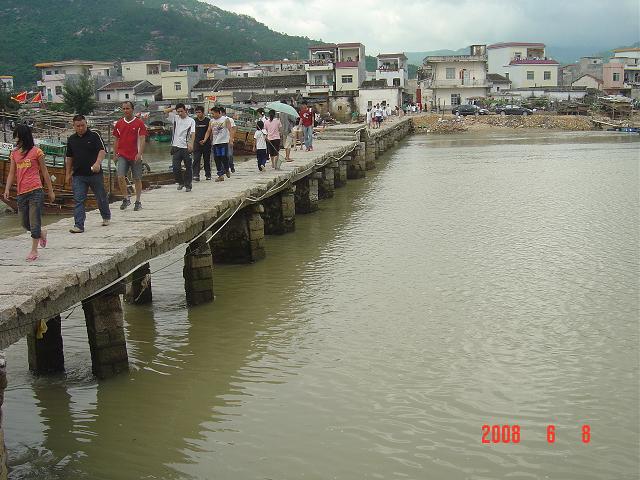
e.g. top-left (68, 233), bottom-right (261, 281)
top-left (1, 0), bottom-right (316, 87)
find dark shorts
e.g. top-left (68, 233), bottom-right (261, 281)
top-left (376, 116), bottom-right (383, 123)
top-left (267, 138), bottom-right (280, 156)
top-left (117, 156), bottom-right (143, 180)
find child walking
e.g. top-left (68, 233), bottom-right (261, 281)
top-left (253, 121), bottom-right (268, 171)
top-left (3, 125), bottom-right (55, 261)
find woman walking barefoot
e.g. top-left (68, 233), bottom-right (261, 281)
top-left (3, 125), bottom-right (55, 261)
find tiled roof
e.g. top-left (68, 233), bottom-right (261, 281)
top-left (98, 81), bottom-right (143, 91)
top-left (217, 75), bottom-right (307, 90)
top-left (360, 79), bottom-right (389, 88)
top-left (192, 79), bottom-right (222, 90)
top-left (486, 73), bottom-right (511, 83)
top-left (572, 74), bottom-right (603, 85)
top-left (137, 84), bottom-right (162, 94)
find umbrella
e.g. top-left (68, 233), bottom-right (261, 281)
top-left (264, 101), bottom-right (299, 118)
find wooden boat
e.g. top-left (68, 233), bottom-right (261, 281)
top-left (0, 140), bottom-right (175, 214)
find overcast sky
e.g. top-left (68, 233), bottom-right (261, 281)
top-left (206, 0), bottom-right (639, 54)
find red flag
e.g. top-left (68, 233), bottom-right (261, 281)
top-left (30, 92), bottom-right (43, 103)
top-left (11, 91), bottom-right (27, 103)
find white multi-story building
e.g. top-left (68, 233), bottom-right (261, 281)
top-left (423, 45), bottom-right (489, 109)
top-left (487, 42), bottom-right (559, 88)
top-left (375, 53), bottom-right (409, 88)
top-left (121, 60), bottom-right (171, 85)
top-left (305, 44), bottom-right (337, 96)
top-left (161, 71), bottom-right (200, 101)
top-left (335, 43), bottom-right (366, 92)
top-left (34, 60), bottom-right (116, 103)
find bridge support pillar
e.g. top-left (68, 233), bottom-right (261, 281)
top-left (335, 159), bottom-right (348, 187)
top-left (82, 288), bottom-right (129, 379)
top-left (27, 315), bottom-right (64, 374)
top-left (262, 187), bottom-right (295, 235)
top-left (211, 205), bottom-right (266, 263)
top-left (124, 262), bottom-right (152, 305)
top-left (318, 166), bottom-right (335, 199)
top-left (365, 139), bottom-right (376, 170)
top-left (184, 232), bottom-right (214, 305)
top-left (295, 175), bottom-right (319, 213)
top-left (347, 142), bottom-right (366, 179)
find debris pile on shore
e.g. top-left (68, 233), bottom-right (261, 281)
top-left (413, 114), bottom-right (594, 133)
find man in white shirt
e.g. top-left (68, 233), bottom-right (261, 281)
top-left (165, 103), bottom-right (196, 192)
top-left (220, 107), bottom-right (237, 173)
top-left (202, 106), bottom-right (233, 182)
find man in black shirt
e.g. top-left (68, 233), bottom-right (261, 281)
top-left (65, 115), bottom-right (111, 233)
top-left (192, 106), bottom-right (211, 181)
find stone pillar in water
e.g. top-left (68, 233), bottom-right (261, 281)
top-left (318, 166), bottom-right (335, 199)
top-left (295, 175), bottom-right (319, 213)
top-left (365, 138), bottom-right (376, 170)
top-left (82, 288), bottom-right (129, 379)
top-left (124, 262), bottom-right (152, 305)
top-left (183, 232), bottom-right (214, 305)
top-left (262, 187), bottom-right (296, 235)
top-left (335, 159), bottom-right (348, 187)
top-left (210, 205), bottom-right (266, 263)
top-left (0, 354), bottom-right (7, 480)
top-left (27, 315), bottom-right (64, 374)
top-left (347, 142), bottom-right (366, 179)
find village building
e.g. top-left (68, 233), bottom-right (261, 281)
top-left (34, 60), bottom-right (117, 103)
top-left (161, 70), bottom-right (200, 101)
top-left (335, 43), bottom-right (366, 92)
top-left (257, 60), bottom-right (306, 75)
top-left (0, 76), bottom-right (14, 92)
top-left (423, 45), bottom-right (489, 110)
top-left (121, 60), bottom-right (171, 85)
top-left (602, 47), bottom-right (640, 97)
top-left (190, 79), bottom-right (222, 102)
top-left (357, 79), bottom-right (403, 114)
top-left (203, 64), bottom-right (229, 79)
top-left (561, 57), bottom-right (604, 86)
top-left (487, 73), bottom-right (512, 93)
top-left (571, 74), bottom-right (603, 91)
top-left (211, 75), bottom-right (307, 104)
top-left (177, 64), bottom-right (210, 80)
top-left (305, 44), bottom-right (337, 97)
top-left (226, 62), bottom-right (264, 78)
top-left (97, 80), bottom-right (161, 104)
top-left (487, 42), bottom-right (559, 88)
top-left (375, 53), bottom-right (409, 88)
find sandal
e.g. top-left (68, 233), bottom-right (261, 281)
top-left (26, 252), bottom-right (38, 261)
top-left (39, 230), bottom-right (47, 248)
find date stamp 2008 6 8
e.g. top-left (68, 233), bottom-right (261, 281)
top-left (481, 424), bottom-right (591, 444)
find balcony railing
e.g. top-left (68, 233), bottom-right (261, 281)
top-left (429, 79), bottom-right (489, 88)
top-left (425, 55), bottom-right (487, 63)
top-left (306, 84), bottom-right (332, 93)
top-left (305, 61), bottom-right (334, 71)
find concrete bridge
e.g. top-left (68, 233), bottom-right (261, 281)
top-left (0, 116), bottom-right (414, 472)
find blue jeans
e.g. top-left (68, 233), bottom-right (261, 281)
top-left (17, 188), bottom-right (43, 239)
top-left (303, 126), bottom-right (313, 149)
top-left (72, 174), bottom-right (111, 230)
top-left (227, 144), bottom-right (235, 170)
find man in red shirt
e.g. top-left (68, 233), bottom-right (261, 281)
top-left (299, 102), bottom-right (314, 151)
top-left (113, 101), bottom-right (147, 210)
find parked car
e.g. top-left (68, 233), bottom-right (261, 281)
top-left (452, 104), bottom-right (489, 116)
top-left (494, 105), bottom-right (534, 116)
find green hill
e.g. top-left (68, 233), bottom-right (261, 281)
top-left (0, 0), bottom-right (317, 88)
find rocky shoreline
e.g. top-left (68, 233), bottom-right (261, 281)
top-left (413, 114), bottom-right (597, 133)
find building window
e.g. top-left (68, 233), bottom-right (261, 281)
top-left (446, 68), bottom-right (455, 79)
top-left (338, 105), bottom-right (343, 110)
top-left (54, 70), bottom-right (59, 74)
top-left (243, 73), bottom-right (249, 77)
top-left (125, 93), bottom-right (130, 99)
top-left (451, 94), bottom-right (461, 106)
top-left (125, 67), bottom-right (130, 71)
top-left (544, 71), bottom-right (551, 80)
top-left (46, 70), bottom-right (52, 76)
top-left (106, 94), bottom-right (111, 100)
top-left (527, 71), bottom-right (535, 80)
top-left (613, 72), bottom-right (620, 81)
top-left (274, 90), bottom-right (278, 94)
top-left (174, 82), bottom-right (182, 91)
top-left (393, 78), bottom-right (400, 87)
top-left (496, 86), bottom-right (501, 92)
top-left (504, 72), bottom-right (509, 80)
top-left (514, 52), bottom-right (522, 59)
top-left (342, 75), bottom-right (353, 83)
top-left (296, 89), bottom-right (301, 93)
top-left (147, 65), bottom-right (160, 75)
top-left (314, 74), bottom-right (324, 85)
top-left (368, 101), bottom-right (373, 107)
top-left (55, 86), bottom-right (62, 95)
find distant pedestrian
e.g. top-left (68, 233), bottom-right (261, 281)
top-left (284, 117), bottom-right (302, 161)
top-left (299, 101), bottom-right (314, 151)
top-left (192, 105), bottom-right (211, 181)
top-left (203, 106), bottom-right (232, 182)
top-left (165, 103), bottom-right (196, 191)
top-left (366, 107), bottom-right (372, 128)
top-left (256, 108), bottom-right (267, 124)
top-left (113, 101), bottom-right (147, 211)
top-left (374, 104), bottom-right (383, 128)
top-left (253, 120), bottom-right (268, 171)
top-left (3, 124), bottom-right (55, 260)
top-left (264, 109), bottom-right (282, 169)
top-left (220, 107), bottom-right (236, 173)
top-left (65, 115), bottom-right (111, 233)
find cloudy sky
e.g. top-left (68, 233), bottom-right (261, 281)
top-left (206, 0), bottom-right (639, 54)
